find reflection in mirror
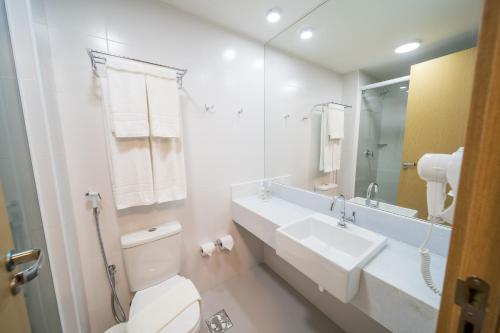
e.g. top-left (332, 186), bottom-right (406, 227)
top-left (264, 0), bottom-right (483, 223)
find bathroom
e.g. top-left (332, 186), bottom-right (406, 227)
top-left (0, 0), bottom-right (498, 332)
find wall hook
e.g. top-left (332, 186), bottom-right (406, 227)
top-left (204, 104), bottom-right (215, 113)
top-left (283, 114), bottom-right (291, 119)
top-left (237, 108), bottom-right (244, 116)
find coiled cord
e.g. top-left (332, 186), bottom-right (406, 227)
top-left (419, 219), bottom-right (442, 296)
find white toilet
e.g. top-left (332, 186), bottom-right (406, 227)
top-left (119, 221), bottom-right (201, 333)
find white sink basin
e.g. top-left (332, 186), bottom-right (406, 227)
top-left (276, 213), bottom-right (387, 303)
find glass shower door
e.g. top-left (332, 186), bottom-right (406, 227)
top-left (355, 82), bottom-right (409, 205)
top-left (0, 0), bottom-right (62, 332)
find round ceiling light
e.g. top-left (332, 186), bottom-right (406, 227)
top-left (300, 28), bottom-right (314, 40)
top-left (394, 41), bottom-right (421, 54)
top-left (267, 9), bottom-right (281, 23)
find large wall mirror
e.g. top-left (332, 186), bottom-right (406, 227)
top-left (264, 0), bottom-right (483, 223)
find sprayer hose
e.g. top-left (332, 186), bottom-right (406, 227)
top-left (93, 207), bottom-right (127, 323)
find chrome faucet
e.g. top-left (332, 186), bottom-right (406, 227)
top-left (330, 194), bottom-right (355, 227)
top-left (365, 182), bottom-right (379, 208)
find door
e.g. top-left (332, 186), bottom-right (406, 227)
top-left (437, 0), bottom-right (500, 331)
top-left (0, 0), bottom-right (62, 331)
top-left (397, 48), bottom-right (476, 219)
top-left (0, 182), bottom-right (32, 333)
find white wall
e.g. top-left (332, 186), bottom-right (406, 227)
top-left (264, 47), bottom-right (344, 192)
top-left (33, 0), bottom-right (266, 331)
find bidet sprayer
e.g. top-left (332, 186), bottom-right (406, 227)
top-left (85, 191), bottom-right (102, 209)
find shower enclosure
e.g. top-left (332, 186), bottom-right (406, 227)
top-left (354, 78), bottom-right (409, 205)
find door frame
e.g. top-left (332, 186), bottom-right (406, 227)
top-left (4, 0), bottom-right (89, 331)
top-left (437, 0), bottom-right (500, 331)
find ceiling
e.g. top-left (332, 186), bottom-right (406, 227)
top-left (161, 0), bottom-right (326, 42)
top-left (162, 0), bottom-right (483, 80)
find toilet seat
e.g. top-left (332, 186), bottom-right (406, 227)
top-left (130, 275), bottom-right (201, 333)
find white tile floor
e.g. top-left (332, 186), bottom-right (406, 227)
top-left (200, 264), bottom-right (344, 333)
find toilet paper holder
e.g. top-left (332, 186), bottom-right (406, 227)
top-left (215, 235), bottom-right (234, 252)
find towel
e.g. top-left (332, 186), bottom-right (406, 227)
top-left (106, 58), bottom-right (150, 138)
top-left (146, 71), bottom-right (181, 138)
top-left (151, 136), bottom-right (187, 203)
top-left (319, 105), bottom-right (344, 172)
top-left (327, 105), bottom-right (344, 139)
top-left (126, 279), bottom-right (201, 333)
top-left (100, 78), bottom-right (155, 209)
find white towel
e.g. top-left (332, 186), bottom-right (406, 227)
top-left (126, 279), bottom-right (201, 333)
top-left (145, 71), bottom-right (181, 138)
top-left (100, 79), bottom-right (155, 209)
top-left (319, 105), bottom-right (344, 172)
top-left (151, 135), bottom-right (187, 203)
top-left (327, 105), bottom-right (344, 139)
top-left (106, 58), bottom-right (150, 138)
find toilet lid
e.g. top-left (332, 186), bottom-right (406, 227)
top-left (130, 275), bottom-right (200, 333)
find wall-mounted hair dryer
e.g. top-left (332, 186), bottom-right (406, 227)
top-left (416, 147), bottom-right (463, 296)
top-left (417, 147), bottom-right (464, 223)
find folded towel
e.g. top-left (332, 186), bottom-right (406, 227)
top-left (106, 58), bottom-right (150, 138)
top-left (145, 71), bottom-right (181, 138)
top-left (126, 279), bottom-right (201, 333)
top-left (319, 106), bottom-right (343, 172)
top-left (151, 136), bottom-right (187, 203)
top-left (327, 105), bottom-right (344, 139)
top-left (100, 78), bottom-right (155, 209)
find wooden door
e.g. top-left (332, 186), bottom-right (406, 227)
top-left (397, 48), bottom-right (477, 219)
top-left (437, 0), bottom-right (500, 331)
top-left (0, 182), bottom-right (31, 332)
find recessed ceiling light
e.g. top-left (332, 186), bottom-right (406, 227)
top-left (394, 41), bottom-right (421, 54)
top-left (300, 28), bottom-right (314, 40)
top-left (222, 49), bottom-right (237, 61)
top-left (266, 9), bottom-right (281, 23)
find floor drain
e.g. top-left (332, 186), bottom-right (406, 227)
top-left (205, 309), bottom-right (233, 333)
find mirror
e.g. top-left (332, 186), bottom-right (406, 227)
top-left (264, 0), bottom-right (483, 222)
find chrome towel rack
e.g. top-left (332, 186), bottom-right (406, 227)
top-left (303, 101), bottom-right (352, 120)
top-left (87, 49), bottom-right (188, 88)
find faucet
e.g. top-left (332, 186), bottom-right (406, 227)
top-left (365, 182), bottom-right (379, 208)
top-left (330, 194), bottom-right (355, 227)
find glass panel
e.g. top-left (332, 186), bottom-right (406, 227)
top-left (355, 82), bottom-right (409, 205)
top-left (0, 1), bottom-right (62, 332)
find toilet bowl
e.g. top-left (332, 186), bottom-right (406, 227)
top-left (106, 221), bottom-right (201, 333)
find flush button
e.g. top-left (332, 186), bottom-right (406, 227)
top-left (148, 227), bottom-right (157, 232)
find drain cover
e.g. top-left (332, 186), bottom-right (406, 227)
top-left (205, 309), bottom-right (233, 333)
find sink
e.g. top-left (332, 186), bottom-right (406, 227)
top-left (276, 213), bottom-right (387, 302)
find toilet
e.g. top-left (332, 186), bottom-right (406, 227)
top-left (118, 221), bottom-right (201, 333)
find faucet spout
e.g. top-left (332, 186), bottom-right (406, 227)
top-left (365, 182), bottom-right (379, 208)
top-left (330, 194), bottom-right (353, 227)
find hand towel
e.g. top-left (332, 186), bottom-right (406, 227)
top-left (100, 78), bottom-right (155, 209)
top-left (327, 105), bottom-right (344, 139)
top-left (145, 70), bottom-right (181, 138)
top-left (151, 135), bottom-right (187, 203)
top-left (126, 279), bottom-right (201, 333)
top-left (105, 57), bottom-right (150, 138)
top-left (319, 106), bottom-right (343, 172)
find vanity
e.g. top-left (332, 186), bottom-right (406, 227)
top-left (231, 178), bottom-right (450, 333)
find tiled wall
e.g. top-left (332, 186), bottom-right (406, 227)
top-left (31, 0), bottom-right (272, 331)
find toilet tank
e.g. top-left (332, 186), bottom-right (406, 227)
top-left (121, 221), bottom-right (182, 292)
